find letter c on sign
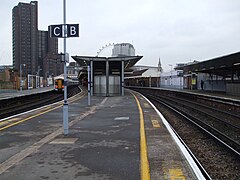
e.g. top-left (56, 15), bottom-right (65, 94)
top-left (54, 27), bottom-right (61, 36)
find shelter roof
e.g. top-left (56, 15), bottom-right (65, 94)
top-left (71, 56), bottom-right (143, 69)
top-left (125, 67), bottom-right (160, 79)
top-left (175, 51), bottom-right (240, 77)
top-left (126, 69), bottom-right (148, 77)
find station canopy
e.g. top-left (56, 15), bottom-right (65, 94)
top-left (71, 55), bottom-right (143, 69)
top-left (175, 51), bottom-right (240, 77)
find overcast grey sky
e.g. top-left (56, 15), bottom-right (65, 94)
top-left (1, 0), bottom-right (240, 71)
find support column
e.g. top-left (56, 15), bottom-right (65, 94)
top-left (106, 60), bottom-right (109, 97)
top-left (121, 60), bottom-right (124, 96)
top-left (90, 60), bottom-right (93, 95)
top-left (87, 65), bottom-right (91, 106)
top-left (149, 76), bottom-right (152, 87)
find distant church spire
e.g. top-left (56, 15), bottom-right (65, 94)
top-left (158, 57), bottom-right (163, 72)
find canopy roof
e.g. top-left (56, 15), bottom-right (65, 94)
top-left (176, 51), bottom-right (240, 77)
top-left (71, 56), bottom-right (143, 69)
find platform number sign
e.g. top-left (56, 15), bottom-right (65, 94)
top-left (49, 24), bottom-right (79, 38)
top-left (49, 24), bottom-right (62, 38)
top-left (67, 24), bottom-right (79, 37)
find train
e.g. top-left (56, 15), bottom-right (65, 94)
top-left (54, 75), bottom-right (79, 92)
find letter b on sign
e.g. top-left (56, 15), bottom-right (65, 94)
top-left (67, 24), bottom-right (79, 37)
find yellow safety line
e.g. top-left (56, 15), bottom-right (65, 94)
top-left (0, 105), bottom-right (62, 131)
top-left (0, 92), bottom-right (86, 131)
top-left (132, 93), bottom-right (150, 180)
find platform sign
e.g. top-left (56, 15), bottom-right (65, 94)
top-left (49, 24), bottom-right (79, 38)
top-left (67, 24), bottom-right (79, 37)
top-left (49, 24), bottom-right (63, 38)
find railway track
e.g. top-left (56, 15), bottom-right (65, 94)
top-left (0, 85), bottom-right (81, 119)
top-left (130, 87), bottom-right (240, 179)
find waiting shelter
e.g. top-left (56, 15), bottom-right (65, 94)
top-left (72, 56), bottom-right (143, 96)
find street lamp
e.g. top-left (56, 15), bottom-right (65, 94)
top-left (20, 64), bottom-right (26, 91)
top-left (36, 68), bottom-right (42, 88)
top-left (169, 64), bottom-right (173, 86)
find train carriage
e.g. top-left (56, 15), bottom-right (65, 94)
top-left (54, 75), bottom-right (79, 92)
top-left (54, 76), bottom-right (65, 92)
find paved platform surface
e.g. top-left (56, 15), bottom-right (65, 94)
top-left (0, 90), bottom-right (201, 179)
top-left (0, 86), bottom-right (54, 100)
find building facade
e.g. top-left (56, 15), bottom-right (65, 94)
top-left (39, 30), bottom-right (63, 78)
top-left (0, 65), bottom-right (17, 90)
top-left (160, 70), bottom-right (183, 89)
top-left (112, 43), bottom-right (135, 57)
top-left (12, 1), bottom-right (63, 79)
top-left (12, 1), bottom-right (38, 76)
top-left (125, 66), bottom-right (161, 87)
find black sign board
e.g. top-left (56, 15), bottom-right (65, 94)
top-left (49, 24), bottom-right (79, 38)
top-left (49, 24), bottom-right (63, 38)
top-left (67, 24), bottom-right (79, 37)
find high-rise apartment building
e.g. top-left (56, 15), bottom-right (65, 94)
top-left (112, 43), bottom-right (135, 57)
top-left (38, 30), bottom-right (63, 77)
top-left (12, 1), bottom-right (63, 78)
top-left (12, 1), bottom-right (38, 76)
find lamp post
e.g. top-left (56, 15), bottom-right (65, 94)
top-left (36, 68), bottom-right (42, 88)
top-left (20, 64), bottom-right (26, 91)
top-left (169, 64), bottom-right (173, 86)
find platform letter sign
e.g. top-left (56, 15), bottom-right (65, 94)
top-left (49, 24), bottom-right (63, 38)
top-left (67, 24), bottom-right (79, 37)
top-left (49, 24), bottom-right (79, 38)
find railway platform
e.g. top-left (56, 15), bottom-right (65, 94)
top-left (0, 90), bottom-right (204, 179)
top-left (174, 88), bottom-right (240, 101)
top-left (0, 86), bottom-right (54, 100)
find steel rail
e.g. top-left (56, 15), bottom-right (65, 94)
top-left (154, 93), bottom-right (240, 130)
top-left (145, 94), bottom-right (212, 179)
top-left (146, 93), bottom-right (240, 156)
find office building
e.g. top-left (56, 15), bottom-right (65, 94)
top-left (112, 43), bottom-right (135, 57)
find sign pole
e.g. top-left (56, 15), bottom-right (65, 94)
top-left (49, 1), bottom-right (79, 135)
top-left (63, 0), bottom-right (68, 135)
